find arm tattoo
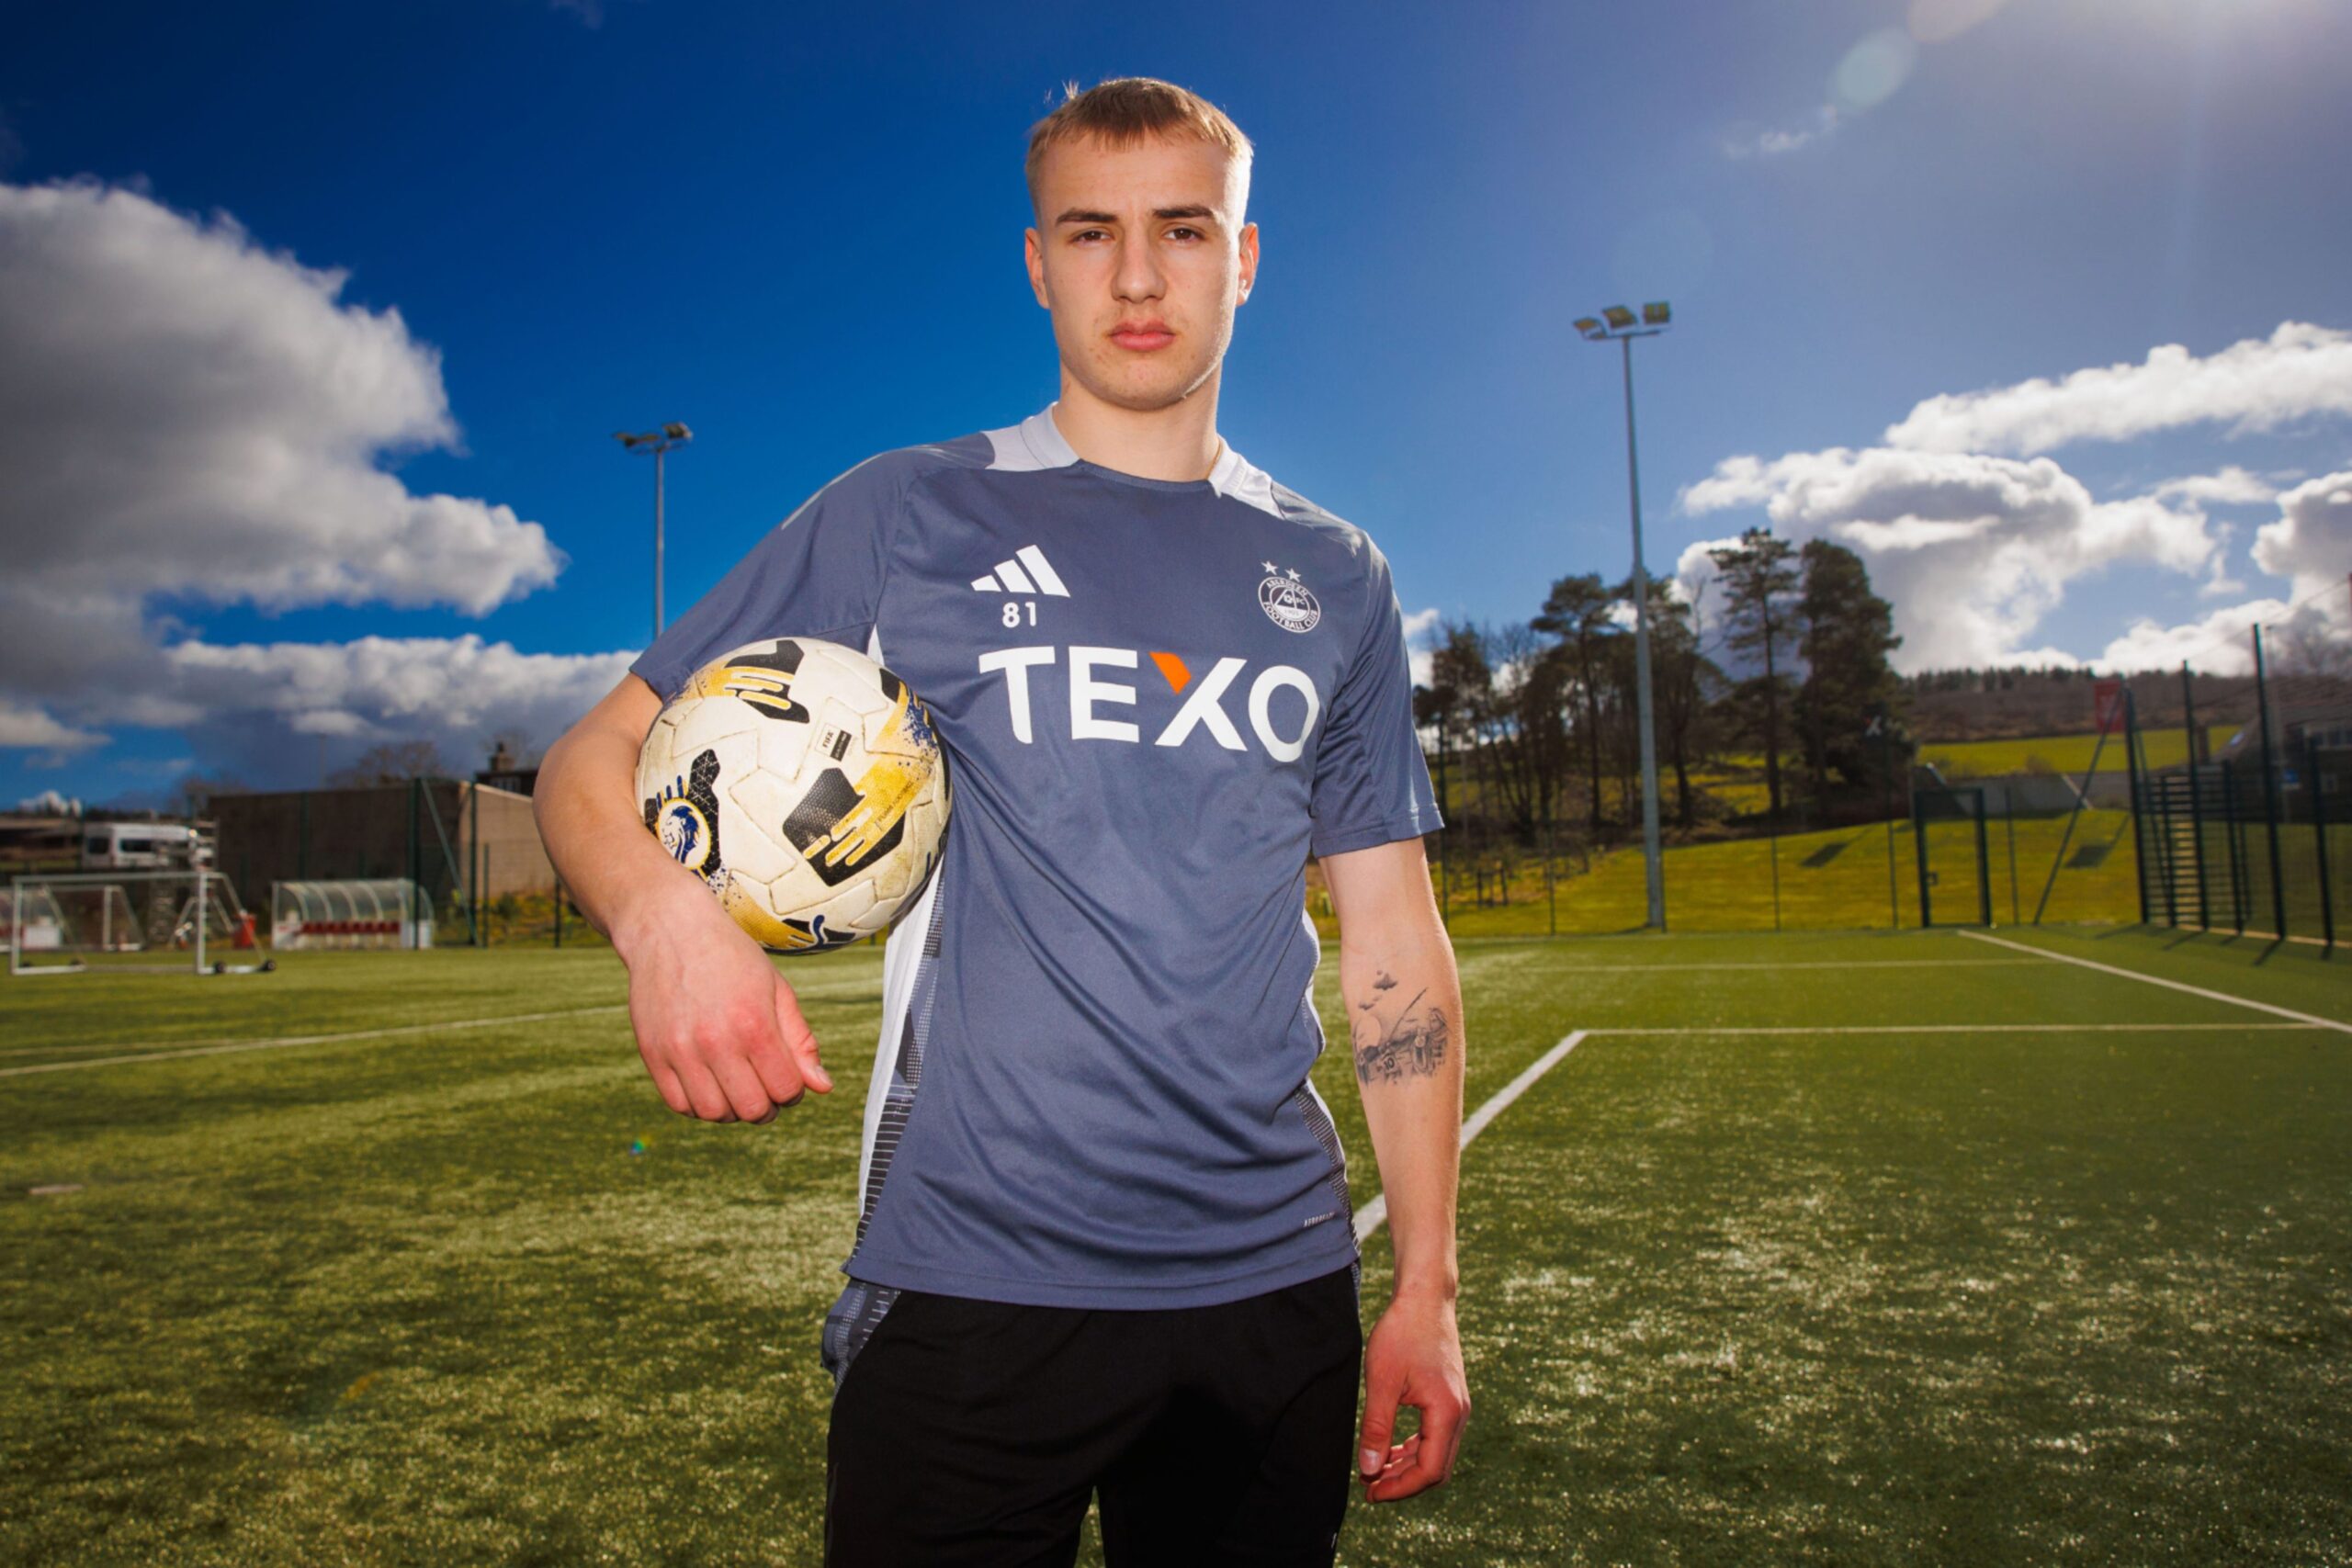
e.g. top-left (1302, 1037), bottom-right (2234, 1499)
top-left (1353, 983), bottom-right (1451, 1085)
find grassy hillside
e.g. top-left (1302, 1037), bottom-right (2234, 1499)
top-left (1922, 725), bottom-right (2238, 779)
top-left (1313, 809), bottom-right (2144, 938)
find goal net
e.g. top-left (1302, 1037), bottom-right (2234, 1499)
top-left (271, 880), bottom-right (432, 951)
top-left (7, 870), bottom-right (264, 976)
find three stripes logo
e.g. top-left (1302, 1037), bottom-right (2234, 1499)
top-left (970, 545), bottom-right (1070, 597)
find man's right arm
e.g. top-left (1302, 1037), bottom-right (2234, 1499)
top-left (535, 671), bottom-right (832, 1124)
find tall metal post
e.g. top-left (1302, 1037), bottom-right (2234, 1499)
top-left (2221, 760), bottom-right (2245, 935)
top-left (1973, 790), bottom-right (1993, 927)
top-left (2122, 688), bottom-right (2150, 925)
top-left (1882, 719), bottom-right (1900, 929)
top-left (2308, 731), bottom-right (2335, 953)
top-left (2253, 626), bottom-right (2289, 941)
top-left (2004, 788), bottom-right (2021, 925)
top-left (2181, 662), bottom-right (2208, 929)
top-left (617, 423), bottom-right (693, 643)
top-left (1619, 334), bottom-right (1666, 931)
top-left (407, 777), bottom-right (422, 951)
top-left (469, 781), bottom-right (481, 950)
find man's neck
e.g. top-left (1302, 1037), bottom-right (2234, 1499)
top-left (1049, 373), bottom-right (1225, 482)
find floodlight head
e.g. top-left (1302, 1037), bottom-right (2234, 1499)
top-left (663, 422), bottom-right (693, 442)
top-left (1602, 305), bottom-right (1637, 331)
top-left (1642, 301), bottom-right (1671, 326)
top-left (1573, 316), bottom-right (1605, 340)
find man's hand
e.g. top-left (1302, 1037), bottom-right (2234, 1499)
top-left (533, 671), bottom-right (833, 1124)
top-left (616, 886), bottom-right (833, 1123)
top-left (1357, 1286), bottom-right (1470, 1501)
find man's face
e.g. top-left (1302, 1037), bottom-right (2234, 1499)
top-left (1024, 133), bottom-right (1258, 413)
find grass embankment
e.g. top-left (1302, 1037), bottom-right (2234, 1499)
top-left (1921, 724), bottom-right (2237, 778)
top-left (1315, 810), bottom-right (2144, 939)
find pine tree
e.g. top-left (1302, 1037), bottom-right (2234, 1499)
top-left (1532, 573), bottom-right (1619, 836)
top-left (1708, 528), bottom-right (1799, 820)
top-left (1794, 538), bottom-right (1905, 798)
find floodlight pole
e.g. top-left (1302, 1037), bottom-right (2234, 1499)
top-left (1577, 307), bottom-right (1671, 931)
top-left (616, 423), bottom-right (694, 639)
top-left (1619, 333), bottom-right (1667, 932)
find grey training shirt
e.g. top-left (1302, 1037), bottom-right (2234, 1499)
top-left (631, 406), bottom-right (1440, 1313)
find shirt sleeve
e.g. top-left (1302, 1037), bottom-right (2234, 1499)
top-left (1308, 542), bottom-right (1442, 858)
top-left (628, 454), bottom-right (902, 702)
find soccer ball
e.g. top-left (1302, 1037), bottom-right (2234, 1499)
top-left (635, 637), bottom-right (952, 954)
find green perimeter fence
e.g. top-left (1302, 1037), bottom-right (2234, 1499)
top-left (1315, 786), bottom-right (2149, 942)
top-left (1314, 638), bottom-right (2349, 946)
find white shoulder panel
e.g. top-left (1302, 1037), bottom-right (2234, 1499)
top-left (1209, 443), bottom-right (1283, 518)
top-left (984, 406), bottom-right (1081, 472)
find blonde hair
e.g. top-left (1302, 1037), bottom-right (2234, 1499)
top-left (1024, 77), bottom-right (1254, 217)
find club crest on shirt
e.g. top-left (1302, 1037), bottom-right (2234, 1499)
top-left (1257, 562), bottom-right (1320, 634)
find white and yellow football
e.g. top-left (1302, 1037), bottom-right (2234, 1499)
top-left (635, 637), bottom-right (951, 954)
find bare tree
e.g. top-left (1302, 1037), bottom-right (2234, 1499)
top-left (327, 739), bottom-right (451, 788)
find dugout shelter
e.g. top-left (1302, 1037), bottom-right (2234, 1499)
top-left (208, 778), bottom-right (553, 945)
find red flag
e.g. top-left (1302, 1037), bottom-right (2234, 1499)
top-left (2094, 678), bottom-right (2125, 736)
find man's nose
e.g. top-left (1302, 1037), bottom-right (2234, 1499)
top-left (1112, 231), bottom-right (1165, 303)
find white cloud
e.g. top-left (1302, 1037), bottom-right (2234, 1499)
top-left (1883, 322), bottom-right (2352, 456)
top-left (2199, 524), bottom-right (2247, 598)
top-left (0, 702), bottom-right (103, 753)
top-left (2253, 468), bottom-right (2352, 596)
top-left (1907, 0), bottom-right (2018, 44)
top-left (2149, 466), bottom-right (2277, 506)
top-left (0, 180), bottom-right (574, 766)
top-left (0, 181), bottom-right (561, 616)
top-left (1724, 106), bottom-right (1840, 159)
top-left (16, 788), bottom-right (83, 816)
top-left (158, 637), bottom-right (638, 777)
top-left (2098, 599), bottom-right (2288, 676)
top-left (1402, 606), bottom-right (1441, 688)
top-left (1680, 446), bottom-right (2218, 669)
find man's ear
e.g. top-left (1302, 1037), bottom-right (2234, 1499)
top-left (1024, 227), bottom-right (1051, 310)
top-left (1237, 221), bottom-right (1260, 306)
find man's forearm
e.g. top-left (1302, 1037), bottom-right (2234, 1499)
top-left (1342, 921), bottom-right (1464, 1300)
top-left (534, 699), bottom-right (705, 959)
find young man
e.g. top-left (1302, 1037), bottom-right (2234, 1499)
top-left (535, 77), bottom-right (1468, 1565)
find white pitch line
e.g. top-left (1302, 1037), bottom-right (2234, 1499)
top-left (0, 1005), bottom-right (630, 1078)
top-left (1505, 959), bottom-right (2041, 974)
top-left (1354, 1029), bottom-right (1588, 1244)
top-left (1959, 930), bottom-right (2352, 1035)
top-left (1596, 1021), bottom-right (2319, 1035)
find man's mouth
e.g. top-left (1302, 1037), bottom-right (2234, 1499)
top-left (1109, 320), bottom-right (1176, 352)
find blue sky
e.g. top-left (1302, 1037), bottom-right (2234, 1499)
top-left (4, 0), bottom-right (2348, 808)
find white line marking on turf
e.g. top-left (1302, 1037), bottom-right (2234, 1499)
top-left (0, 1006), bottom-right (630, 1078)
top-left (1354, 1029), bottom-right (1588, 1245)
top-left (1597, 1021), bottom-right (2320, 1035)
top-left (1958, 930), bottom-right (2352, 1035)
top-left (1507, 959), bottom-right (2042, 974)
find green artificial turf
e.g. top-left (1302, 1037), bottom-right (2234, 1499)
top-left (3, 930), bottom-right (2346, 1565)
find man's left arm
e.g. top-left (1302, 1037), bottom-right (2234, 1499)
top-left (1322, 835), bottom-right (1470, 1503)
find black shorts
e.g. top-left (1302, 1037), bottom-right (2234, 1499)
top-left (823, 1265), bottom-right (1363, 1568)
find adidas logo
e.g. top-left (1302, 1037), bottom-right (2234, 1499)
top-left (970, 546), bottom-right (1070, 597)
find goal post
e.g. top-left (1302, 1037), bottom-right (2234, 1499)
top-left (6, 869), bottom-right (266, 977)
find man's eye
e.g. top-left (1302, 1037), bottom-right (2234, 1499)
top-left (1167, 227), bottom-right (1203, 241)
top-left (1072, 229), bottom-right (1109, 243)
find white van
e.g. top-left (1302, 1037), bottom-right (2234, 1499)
top-left (81, 821), bottom-right (213, 871)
